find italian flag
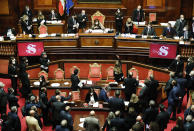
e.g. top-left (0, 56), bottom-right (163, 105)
top-left (59, 0), bottom-right (65, 16)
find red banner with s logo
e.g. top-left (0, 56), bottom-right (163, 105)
top-left (149, 43), bottom-right (177, 59)
top-left (17, 42), bottom-right (44, 56)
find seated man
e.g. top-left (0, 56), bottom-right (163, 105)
top-left (162, 23), bottom-right (176, 38)
top-left (92, 19), bottom-right (105, 30)
top-left (99, 86), bottom-right (110, 102)
top-left (142, 23), bottom-right (156, 36)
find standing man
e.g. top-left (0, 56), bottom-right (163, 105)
top-left (174, 14), bottom-right (187, 37)
top-left (115, 8), bottom-right (124, 34)
top-left (0, 82), bottom-right (7, 117)
top-left (132, 5), bottom-right (144, 22)
top-left (78, 10), bottom-right (88, 32)
top-left (168, 55), bottom-right (184, 77)
top-left (68, 15), bottom-right (79, 33)
top-left (60, 106), bottom-right (73, 131)
top-left (22, 5), bottom-right (33, 21)
top-left (99, 86), bottom-right (110, 102)
top-left (123, 72), bottom-right (138, 101)
top-left (71, 69), bottom-right (80, 91)
top-left (84, 110), bottom-right (100, 131)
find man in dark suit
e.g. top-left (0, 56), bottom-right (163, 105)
top-left (184, 105), bottom-right (194, 122)
top-left (143, 100), bottom-right (158, 129)
top-left (108, 90), bottom-right (125, 112)
top-left (188, 71), bottom-right (194, 92)
top-left (142, 23), bottom-right (156, 36)
top-left (132, 5), bottom-right (144, 22)
top-left (49, 9), bottom-right (59, 20)
top-left (8, 57), bottom-right (18, 95)
top-left (156, 104), bottom-right (170, 131)
top-left (165, 72), bottom-right (175, 97)
top-left (7, 106), bottom-right (21, 131)
top-left (56, 120), bottom-right (70, 131)
top-left (84, 110), bottom-right (100, 131)
top-left (21, 15), bottom-right (33, 34)
top-left (22, 5), bottom-right (33, 21)
top-left (60, 106), bottom-right (73, 131)
top-left (162, 23), bottom-right (176, 38)
top-left (99, 86), bottom-right (109, 102)
top-left (167, 80), bottom-right (181, 121)
top-left (184, 115), bottom-right (193, 131)
top-left (0, 82), bottom-right (7, 116)
top-left (68, 15), bottom-right (79, 33)
top-left (71, 69), bottom-right (80, 91)
top-left (168, 55), bottom-right (184, 77)
top-left (174, 14), bottom-right (187, 37)
top-left (52, 95), bottom-right (66, 130)
top-left (180, 26), bottom-right (192, 41)
top-left (123, 72), bottom-right (139, 101)
top-left (77, 10), bottom-right (88, 31)
top-left (7, 88), bottom-right (19, 110)
top-left (110, 111), bottom-right (126, 130)
top-left (149, 75), bottom-right (159, 102)
top-left (132, 115), bottom-right (144, 131)
top-left (185, 57), bottom-right (194, 80)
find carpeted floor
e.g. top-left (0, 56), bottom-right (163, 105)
top-left (0, 78), bottom-right (187, 131)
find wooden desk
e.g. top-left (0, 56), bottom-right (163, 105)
top-left (137, 25), bottom-right (164, 36)
top-left (18, 23), bottom-right (65, 34)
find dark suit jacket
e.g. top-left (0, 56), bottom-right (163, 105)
top-left (188, 76), bottom-right (194, 90)
top-left (184, 122), bottom-right (193, 131)
top-left (156, 111), bottom-right (170, 130)
top-left (142, 27), bottom-right (156, 36)
top-left (7, 112), bottom-right (21, 131)
top-left (123, 77), bottom-right (138, 98)
top-left (162, 27), bottom-right (176, 38)
top-left (174, 19), bottom-right (187, 35)
top-left (22, 10), bottom-right (33, 21)
top-left (99, 89), bottom-right (109, 102)
top-left (85, 92), bottom-right (98, 103)
top-left (71, 74), bottom-right (80, 91)
top-left (110, 117), bottom-right (126, 131)
top-left (52, 101), bottom-right (66, 121)
top-left (7, 93), bottom-right (19, 109)
top-left (60, 110), bottom-right (73, 130)
top-left (143, 107), bottom-right (158, 125)
top-left (21, 20), bottom-right (33, 34)
top-left (168, 86), bottom-right (180, 106)
top-left (124, 23), bottom-right (134, 34)
top-left (185, 62), bottom-right (194, 76)
top-left (77, 14), bottom-right (88, 29)
top-left (132, 9), bottom-right (144, 22)
top-left (176, 77), bottom-right (187, 97)
top-left (165, 78), bottom-right (175, 97)
top-left (0, 88), bottom-right (7, 108)
top-left (108, 97), bottom-right (125, 112)
top-left (68, 17), bottom-right (78, 33)
top-left (56, 125), bottom-right (70, 131)
top-left (168, 60), bottom-right (184, 76)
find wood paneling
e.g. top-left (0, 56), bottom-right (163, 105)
top-left (0, 0), bottom-right (9, 15)
top-left (80, 37), bottom-right (113, 47)
top-left (34, 0), bottom-right (57, 10)
top-left (44, 40), bottom-right (77, 47)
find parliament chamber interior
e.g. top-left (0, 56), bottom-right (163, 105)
top-left (0, 0), bottom-right (194, 131)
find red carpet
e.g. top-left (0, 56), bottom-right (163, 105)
top-left (0, 78), bottom-right (187, 131)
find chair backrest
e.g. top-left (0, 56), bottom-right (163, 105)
top-left (128, 67), bottom-right (139, 80)
top-left (91, 11), bottom-right (105, 26)
top-left (54, 68), bottom-right (64, 80)
top-left (89, 63), bottom-right (102, 78)
top-left (38, 70), bottom-right (48, 81)
top-left (70, 66), bottom-right (80, 77)
top-left (39, 25), bottom-right (48, 34)
top-left (72, 91), bottom-right (80, 101)
top-left (106, 66), bottom-right (114, 80)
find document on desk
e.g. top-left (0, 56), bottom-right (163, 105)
top-left (79, 122), bottom-right (84, 128)
top-left (80, 118), bottom-right (85, 122)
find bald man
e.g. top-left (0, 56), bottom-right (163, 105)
top-left (84, 110), bottom-right (100, 131)
top-left (26, 110), bottom-right (41, 131)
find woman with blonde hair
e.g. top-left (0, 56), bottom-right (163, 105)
top-left (37, 10), bottom-right (45, 27)
top-left (114, 55), bottom-right (124, 82)
top-left (21, 15), bottom-right (33, 34)
top-left (102, 112), bottom-right (115, 131)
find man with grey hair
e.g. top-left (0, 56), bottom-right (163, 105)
top-left (26, 110), bottom-right (41, 131)
top-left (110, 110), bottom-right (126, 130)
top-left (7, 106), bottom-right (21, 131)
top-left (184, 105), bottom-right (194, 122)
top-left (84, 110), bottom-right (100, 131)
top-left (184, 115), bottom-right (193, 131)
top-left (56, 119), bottom-right (70, 131)
top-left (60, 106), bottom-right (73, 131)
top-left (165, 72), bottom-right (175, 97)
top-left (131, 115), bottom-right (144, 131)
top-left (0, 82), bottom-right (7, 116)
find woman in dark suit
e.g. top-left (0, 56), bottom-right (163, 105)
top-left (85, 88), bottom-right (98, 104)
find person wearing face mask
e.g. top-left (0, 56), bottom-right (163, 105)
top-left (49, 9), bottom-right (59, 21)
top-left (142, 23), bottom-right (156, 36)
top-left (21, 15), bottom-right (33, 34)
top-left (132, 5), bottom-right (145, 22)
top-left (162, 23), bottom-right (176, 38)
top-left (124, 17), bottom-right (134, 34)
top-left (115, 8), bottom-right (123, 34)
top-left (174, 14), bottom-right (187, 37)
top-left (78, 10), bottom-right (88, 32)
top-left (92, 19), bottom-right (105, 30)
